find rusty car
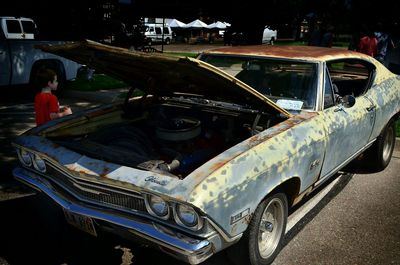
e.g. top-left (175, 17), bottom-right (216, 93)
top-left (13, 41), bottom-right (399, 265)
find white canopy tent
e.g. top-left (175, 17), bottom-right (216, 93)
top-left (185, 19), bottom-right (208, 29)
top-left (207, 21), bottom-right (227, 29)
top-left (223, 22), bottom-right (231, 27)
top-left (168, 19), bottom-right (186, 28)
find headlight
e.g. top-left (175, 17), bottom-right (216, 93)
top-left (145, 195), bottom-right (170, 220)
top-left (32, 154), bottom-right (46, 172)
top-left (174, 204), bottom-right (202, 230)
top-left (18, 149), bottom-right (32, 167)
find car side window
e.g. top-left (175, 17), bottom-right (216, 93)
top-left (327, 59), bottom-right (375, 98)
top-left (324, 70), bottom-right (335, 109)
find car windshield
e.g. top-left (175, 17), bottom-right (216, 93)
top-left (200, 54), bottom-right (318, 110)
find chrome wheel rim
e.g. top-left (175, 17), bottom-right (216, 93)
top-left (258, 198), bottom-right (284, 259)
top-left (383, 126), bottom-right (394, 163)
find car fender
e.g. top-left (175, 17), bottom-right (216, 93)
top-left (186, 112), bottom-right (326, 237)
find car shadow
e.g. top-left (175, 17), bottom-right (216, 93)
top-left (341, 154), bottom-right (386, 174)
top-left (283, 172), bottom-right (353, 246)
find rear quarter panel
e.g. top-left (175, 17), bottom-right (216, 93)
top-left (367, 65), bottom-right (400, 139)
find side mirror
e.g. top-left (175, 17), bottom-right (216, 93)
top-left (340, 95), bottom-right (356, 108)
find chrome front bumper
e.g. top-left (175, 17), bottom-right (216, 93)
top-left (13, 167), bottom-right (214, 264)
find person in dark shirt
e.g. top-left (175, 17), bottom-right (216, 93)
top-left (374, 22), bottom-right (395, 67)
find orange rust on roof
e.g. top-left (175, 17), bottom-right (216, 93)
top-left (205, 45), bottom-right (367, 61)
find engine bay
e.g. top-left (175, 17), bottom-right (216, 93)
top-left (52, 97), bottom-right (283, 178)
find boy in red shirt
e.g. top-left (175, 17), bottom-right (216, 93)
top-left (34, 69), bottom-right (72, 126)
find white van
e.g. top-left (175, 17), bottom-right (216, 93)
top-left (0, 17), bottom-right (37, 39)
top-left (144, 24), bottom-right (173, 45)
top-left (262, 26), bottom-right (277, 45)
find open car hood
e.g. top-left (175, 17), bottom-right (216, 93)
top-left (37, 40), bottom-right (290, 117)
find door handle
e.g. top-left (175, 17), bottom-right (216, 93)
top-left (366, 105), bottom-right (376, 112)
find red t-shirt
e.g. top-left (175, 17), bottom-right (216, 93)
top-left (358, 36), bottom-right (378, 57)
top-left (34, 92), bottom-right (59, 126)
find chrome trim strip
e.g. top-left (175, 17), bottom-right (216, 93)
top-left (13, 167), bottom-right (211, 257)
top-left (205, 217), bottom-right (242, 243)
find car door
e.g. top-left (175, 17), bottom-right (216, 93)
top-left (320, 60), bottom-right (376, 179)
top-left (155, 26), bottom-right (162, 42)
top-left (0, 26), bottom-right (11, 86)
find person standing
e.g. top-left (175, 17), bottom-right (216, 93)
top-left (320, 24), bottom-right (334, 47)
top-left (34, 68), bottom-right (72, 126)
top-left (374, 22), bottom-right (395, 66)
top-left (357, 25), bottom-right (378, 57)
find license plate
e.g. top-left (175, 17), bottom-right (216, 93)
top-left (63, 208), bottom-right (97, 237)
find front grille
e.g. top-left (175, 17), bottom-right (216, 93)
top-left (45, 164), bottom-right (146, 213)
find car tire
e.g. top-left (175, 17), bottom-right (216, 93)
top-left (366, 120), bottom-right (396, 171)
top-left (165, 38), bottom-right (171, 45)
top-left (227, 193), bottom-right (288, 265)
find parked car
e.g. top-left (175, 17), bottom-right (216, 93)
top-left (262, 26), bottom-right (277, 44)
top-left (0, 16), bottom-right (81, 90)
top-left (144, 23), bottom-right (173, 45)
top-left (13, 41), bottom-right (399, 265)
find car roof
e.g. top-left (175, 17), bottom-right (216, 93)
top-left (0, 16), bottom-right (33, 21)
top-left (203, 45), bottom-right (371, 62)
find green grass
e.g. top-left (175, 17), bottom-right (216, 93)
top-left (275, 40), bottom-right (349, 49)
top-left (66, 73), bottom-right (127, 92)
top-left (276, 40), bottom-right (307, 46)
top-left (165, 52), bottom-right (198, 58)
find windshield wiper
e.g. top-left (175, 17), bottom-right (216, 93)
top-left (162, 96), bottom-right (260, 114)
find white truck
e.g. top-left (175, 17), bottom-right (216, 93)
top-left (262, 25), bottom-right (277, 45)
top-left (0, 17), bottom-right (81, 90)
top-left (144, 23), bottom-right (173, 45)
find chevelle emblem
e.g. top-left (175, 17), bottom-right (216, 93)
top-left (309, 159), bottom-right (321, 171)
top-left (145, 176), bottom-right (168, 186)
